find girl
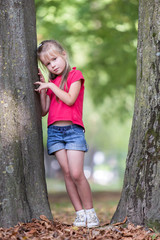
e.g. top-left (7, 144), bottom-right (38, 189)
top-left (35, 40), bottom-right (99, 228)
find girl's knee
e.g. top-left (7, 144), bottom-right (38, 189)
top-left (63, 169), bottom-right (71, 179)
top-left (71, 171), bottom-right (84, 183)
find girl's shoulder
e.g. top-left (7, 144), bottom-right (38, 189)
top-left (68, 67), bottom-right (84, 82)
top-left (70, 67), bottom-right (82, 74)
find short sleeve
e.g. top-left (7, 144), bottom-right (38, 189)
top-left (68, 69), bottom-right (85, 88)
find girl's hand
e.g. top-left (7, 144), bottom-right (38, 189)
top-left (38, 69), bottom-right (45, 83)
top-left (34, 81), bottom-right (50, 93)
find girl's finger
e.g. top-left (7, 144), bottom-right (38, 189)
top-left (38, 68), bottom-right (42, 74)
top-left (38, 72), bottom-right (43, 76)
top-left (34, 81), bottom-right (41, 85)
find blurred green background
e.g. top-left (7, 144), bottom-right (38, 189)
top-left (35, 0), bottom-right (138, 192)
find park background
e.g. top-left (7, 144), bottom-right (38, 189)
top-left (35, 0), bottom-right (138, 223)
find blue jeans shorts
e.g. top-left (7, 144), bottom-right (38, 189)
top-left (47, 124), bottom-right (89, 155)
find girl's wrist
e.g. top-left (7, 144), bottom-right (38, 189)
top-left (48, 82), bottom-right (54, 90)
top-left (40, 89), bottom-right (47, 94)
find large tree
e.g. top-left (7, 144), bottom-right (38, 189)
top-left (0, 0), bottom-right (52, 227)
top-left (111, 0), bottom-right (160, 229)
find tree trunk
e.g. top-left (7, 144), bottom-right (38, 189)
top-left (111, 0), bottom-right (160, 228)
top-left (0, 0), bottom-right (52, 227)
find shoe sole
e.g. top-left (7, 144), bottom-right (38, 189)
top-left (73, 224), bottom-right (86, 227)
top-left (87, 224), bottom-right (100, 228)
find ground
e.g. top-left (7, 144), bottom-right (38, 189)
top-left (0, 191), bottom-right (160, 239)
top-left (49, 191), bottom-right (120, 225)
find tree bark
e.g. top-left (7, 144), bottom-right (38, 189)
top-left (0, 0), bottom-right (52, 227)
top-left (111, 0), bottom-right (160, 228)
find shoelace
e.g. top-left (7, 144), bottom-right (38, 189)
top-left (75, 214), bottom-right (85, 223)
top-left (87, 213), bottom-right (99, 223)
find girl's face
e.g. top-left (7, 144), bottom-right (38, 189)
top-left (40, 50), bottom-right (66, 76)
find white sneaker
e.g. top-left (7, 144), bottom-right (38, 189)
top-left (86, 209), bottom-right (99, 228)
top-left (73, 210), bottom-right (86, 227)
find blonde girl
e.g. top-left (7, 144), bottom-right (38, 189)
top-left (35, 40), bottom-right (99, 228)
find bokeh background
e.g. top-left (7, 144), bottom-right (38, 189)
top-left (35, 0), bottom-right (138, 192)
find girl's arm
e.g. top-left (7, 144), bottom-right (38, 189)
top-left (39, 90), bottom-right (50, 116)
top-left (35, 80), bottom-right (82, 106)
top-left (35, 69), bottom-right (50, 116)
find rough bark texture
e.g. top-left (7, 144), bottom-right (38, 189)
top-left (111, 0), bottom-right (160, 228)
top-left (0, 0), bottom-right (52, 227)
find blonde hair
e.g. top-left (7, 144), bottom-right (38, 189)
top-left (37, 40), bottom-right (71, 91)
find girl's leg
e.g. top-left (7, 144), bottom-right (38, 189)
top-left (55, 149), bottom-right (83, 211)
top-left (67, 150), bottom-right (93, 210)
top-left (67, 150), bottom-right (99, 227)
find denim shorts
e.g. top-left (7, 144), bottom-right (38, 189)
top-left (47, 124), bottom-right (89, 154)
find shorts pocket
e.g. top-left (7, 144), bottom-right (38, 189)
top-left (72, 125), bottom-right (85, 135)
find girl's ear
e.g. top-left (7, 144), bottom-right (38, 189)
top-left (62, 51), bottom-right (67, 58)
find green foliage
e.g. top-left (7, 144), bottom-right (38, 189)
top-left (35, 0), bottom-right (138, 172)
top-left (35, 0), bottom-right (138, 117)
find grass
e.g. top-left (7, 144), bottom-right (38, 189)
top-left (46, 178), bottom-right (123, 193)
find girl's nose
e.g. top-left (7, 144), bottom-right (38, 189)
top-left (51, 61), bottom-right (55, 67)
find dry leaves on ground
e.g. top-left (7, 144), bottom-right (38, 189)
top-left (0, 215), bottom-right (160, 240)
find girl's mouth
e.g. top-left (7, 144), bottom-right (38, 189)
top-left (54, 68), bottom-right (59, 72)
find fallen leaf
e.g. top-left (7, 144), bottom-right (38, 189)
top-left (113, 216), bottom-right (127, 226)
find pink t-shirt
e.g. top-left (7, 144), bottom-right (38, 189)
top-left (47, 67), bottom-right (85, 128)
